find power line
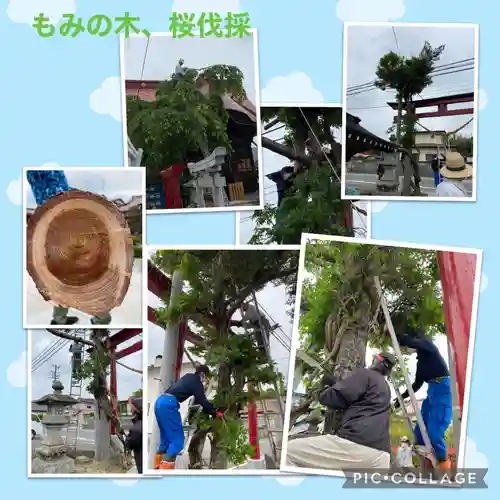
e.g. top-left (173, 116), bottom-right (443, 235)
top-left (347, 65), bottom-right (474, 98)
top-left (346, 59), bottom-right (475, 97)
top-left (346, 58), bottom-right (474, 93)
top-left (32, 338), bottom-right (70, 372)
top-left (392, 26), bottom-right (401, 55)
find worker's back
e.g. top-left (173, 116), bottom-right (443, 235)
top-left (166, 373), bottom-right (200, 403)
top-left (336, 368), bottom-right (391, 454)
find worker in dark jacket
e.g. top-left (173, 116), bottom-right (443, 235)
top-left (393, 328), bottom-right (452, 469)
top-left (286, 352), bottom-right (397, 470)
top-left (154, 364), bottom-right (218, 470)
top-left (125, 396), bottom-right (143, 473)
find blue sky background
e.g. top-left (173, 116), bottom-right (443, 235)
top-left (1, 0), bottom-right (495, 494)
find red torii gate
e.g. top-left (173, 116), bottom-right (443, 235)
top-left (88, 328), bottom-right (142, 435)
top-left (388, 92), bottom-right (474, 119)
top-left (148, 261), bottom-right (262, 459)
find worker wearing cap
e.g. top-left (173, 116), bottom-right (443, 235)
top-left (393, 328), bottom-right (452, 469)
top-left (396, 436), bottom-right (414, 469)
top-left (286, 352), bottom-right (397, 470)
top-left (125, 397), bottom-right (143, 473)
top-left (154, 364), bottom-right (219, 470)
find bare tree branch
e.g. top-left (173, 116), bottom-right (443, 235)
top-left (46, 328), bottom-right (95, 347)
top-left (226, 266), bottom-right (299, 319)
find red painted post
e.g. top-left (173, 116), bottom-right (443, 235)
top-left (247, 398), bottom-right (260, 459)
top-left (161, 164), bottom-right (186, 209)
top-left (110, 347), bottom-right (117, 435)
top-left (436, 251), bottom-right (477, 415)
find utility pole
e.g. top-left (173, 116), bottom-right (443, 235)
top-left (148, 270), bottom-right (183, 469)
top-left (48, 364), bottom-right (60, 382)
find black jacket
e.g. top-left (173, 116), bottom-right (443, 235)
top-left (167, 373), bottom-right (215, 414)
top-left (319, 368), bottom-right (391, 453)
top-left (126, 415), bottom-right (142, 473)
top-left (398, 334), bottom-right (449, 398)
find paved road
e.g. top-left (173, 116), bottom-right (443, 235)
top-left (345, 172), bottom-right (473, 197)
top-left (32, 428), bottom-right (96, 452)
top-left (348, 160), bottom-right (435, 178)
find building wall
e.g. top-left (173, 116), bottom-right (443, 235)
top-left (414, 132), bottom-right (446, 146)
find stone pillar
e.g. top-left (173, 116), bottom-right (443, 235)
top-left (187, 147), bottom-right (227, 208)
top-left (127, 136), bottom-right (143, 167)
top-left (376, 152), bottom-right (400, 194)
top-left (31, 380), bottom-right (78, 474)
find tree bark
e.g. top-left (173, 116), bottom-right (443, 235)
top-left (188, 428), bottom-right (209, 469)
top-left (323, 326), bottom-right (370, 434)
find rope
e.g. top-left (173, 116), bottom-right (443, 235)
top-left (116, 359), bottom-right (142, 374)
top-left (297, 107), bottom-right (341, 183)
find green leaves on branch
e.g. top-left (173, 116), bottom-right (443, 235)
top-left (301, 240), bottom-right (445, 356)
top-left (251, 164), bottom-right (352, 245)
top-left (375, 41), bottom-right (445, 148)
top-left (251, 106), bottom-right (348, 245)
top-left (150, 249), bottom-right (298, 464)
top-left (127, 64), bottom-right (246, 174)
top-left (192, 411), bottom-right (254, 466)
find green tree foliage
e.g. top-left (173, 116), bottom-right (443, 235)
top-left (294, 240), bottom-right (445, 432)
top-left (450, 134), bottom-right (473, 158)
top-left (250, 107), bottom-right (355, 244)
top-left (151, 249), bottom-right (298, 467)
top-left (375, 42), bottom-right (445, 150)
top-left (126, 65), bottom-right (246, 175)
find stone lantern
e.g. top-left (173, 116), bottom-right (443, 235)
top-left (31, 380), bottom-right (78, 474)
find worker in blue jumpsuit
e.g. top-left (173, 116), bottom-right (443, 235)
top-left (26, 170), bottom-right (111, 325)
top-left (393, 328), bottom-right (452, 469)
top-left (154, 364), bottom-right (218, 469)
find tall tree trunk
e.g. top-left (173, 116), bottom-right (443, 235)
top-left (95, 403), bottom-right (112, 461)
top-left (395, 96), bottom-right (403, 144)
top-left (188, 428), bottom-right (209, 468)
top-left (323, 326), bottom-right (370, 434)
top-left (89, 330), bottom-right (124, 462)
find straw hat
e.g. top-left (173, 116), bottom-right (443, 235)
top-left (440, 152), bottom-right (473, 179)
top-left (27, 190), bottom-right (134, 317)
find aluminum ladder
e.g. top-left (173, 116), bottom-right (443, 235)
top-left (374, 277), bottom-right (438, 469)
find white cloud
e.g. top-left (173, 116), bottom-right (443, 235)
top-left (7, 351), bottom-right (27, 388)
top-left (261, 73), bottom-right (324, 104)
top-left (7, 0), bottom-right (76, 24)
top-left (370, 201), bottom-right (388, 214)
top-left (6, 176), bottom-right (22, 205)
top-left (112, 478), bottom-right (139, 487)
top-left (275, 475), bottom-right (306, 486)
top-left (478, 89), bottom-right (488, 111)
top-left (172, 0), bottom-right (241, 12)
top-left (464, 437), bottom-right (488, 468)
top-left (480, 272), bottom-right (488, 292)
top-left (89, 76), bottom-right (122, 122)
top-left (336, 0), bottom-right (405, 22)
top-left (7, 162), bottom-right (62, 206)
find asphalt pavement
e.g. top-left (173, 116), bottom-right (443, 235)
top-left (345, 172), bottom-right (473, 197)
